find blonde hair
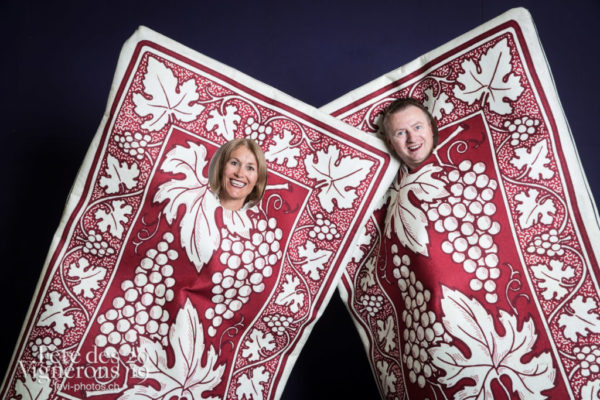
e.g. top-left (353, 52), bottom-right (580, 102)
top-left (209, 138), bottom-right (267, 207)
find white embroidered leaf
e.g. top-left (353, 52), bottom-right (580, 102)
top-left (99, 154), bottom-right (140, 194)
top-left (94, 200), bottom-right (132, 239)
top-left (154, 142), bottom-right (219, 273)
top-left (531, 260), bottom-right (575, 301)
top-left (514, 188), bottom-right (556, 229)
top-left (222, 207), bottom-right (253, 240)
top-left (359, 256), bottom-right (376, 291)
top-left (37, 291), bottom-right (74, 334)
top-left (265, 129), bottom-right (300, 168)
top-left (132, 57), bottom-right (204, 132)
top-left (423, 87), bottom-right (454, 120)
top-left (384, 164), bottom-right (449, 256)
top-left (376, 315), bottom-right (397, 353)
top-left (304, 145), bottom-right (373, 212)
top-left (429, 287), bottom-right (555, 400)
top-left (241, 328), bottom-right (276, 361)
top-left (205, 105), bottom-right (241, 141)
top-left (453, 38), bottom-right (524, 115)
top-left (557, 295), bottom-right (600, 341)
top-left (67, 257), bottom-right (107, 299)
top-left (10, 372), bottom-right (51, 400)
top-left (298, 240), bottom-right (333, 281)
top-left (376, 360), bottom-right (396, 396)
top-left (275, 274), bottom-right (305, 313)
top-left (120, 299), bottom-right (225, 400)
top-left (510, 140), bottom-right (555, 181)
top-left (581, 379), bottom-right (600, 399)
top-left (236, 366), bottom-right (270, 400)
top-left (351, 226), bottom-right (372, 263)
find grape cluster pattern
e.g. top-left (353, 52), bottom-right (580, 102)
top-left (244, 117), bottom-right (272, 146)
top-left (426, 160), bottom-right (502, 303)
top-left (391, 245), bottom-right (447, 388)
top-left (94, 232), bottom-right (178, 357)
top-left (82, 229), bottom-right (115, 258)
top-left (526, 229), bottom-right (566, 258)
top-left (504, 116), bottom-right (540, 146)
top-left (204, 216), bottom-right (283, 337)
top-left (114, 131), bottom-right (152, 160)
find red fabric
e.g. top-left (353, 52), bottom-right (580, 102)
top-left (1, 28), bottom-right (394, 399)
top-left (324, 8), bottom-right (600, 399)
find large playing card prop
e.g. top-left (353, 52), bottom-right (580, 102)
top-left (0, 27), bottom-right (395, 399)
top-left (322, 8), bottom-right (600, 399)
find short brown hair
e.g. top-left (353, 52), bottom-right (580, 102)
top-left (380, 97), bottom-right (439, 148)
top-left (209, 138), bottom-right (267, 207)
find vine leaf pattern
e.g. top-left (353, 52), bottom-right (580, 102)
top-left (275, 274), bottom-right (305, 313)
top-left (94, 199), bottom-right (133, 239)
top-left (510, 140), bottom-right (555, 181)
top-left (514, 188), bottom-right (556, 229)
top-left (236, 366), bottom-right (270, 400)
top-left (359, 256), bottom-right (376, 291)
top-left (205, 105), bottom-right (241, 141)
top-left (423, 87), bottom-right (454, 120)
top-left (385, 164), bottom-right (449, 256)
top-left (530, 260), bottom-right (575, 300)
top-left (429, 286), bottom-right (555, 399)
top-left (99, 154), bottom-right (140, 194)
top-left (154, 142), bottom-right (219, 272)
top-left (241, 328), bottom-right (276, 362)
top-left (67, 257), bottom-right (107, 299)
top-left (265, 129), bottom-right (300, 168)
top-left (558, 295), bottom-right (600, 341)
top-left (298, 240), bottom-right (332, 281)
top-left (10, 373), bottom-right (51, 400)
top-left (120, 299), bottom-right (225, 400)
top-left (453, 38), bottom-right (524, 115)
top-left (132, 57), bottom-right (204, 132)
top-left (376, 315), bottom-right (397, 352)
top-left (581, 379), bottom-right (600, 398)
top-left (304, 144), bottom-right (373, 212)
top-left (376, 361), bottom-right (397, 396)
top-left (37, 291), bottom-right (75, 334)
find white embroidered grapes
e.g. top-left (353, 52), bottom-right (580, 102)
top-left (392, 247), bottom-right (446, 389)
top-left (28, 336), bottom-right (62, 366)
top-left (526, 229), bottom-right (566, 257)
top-left (360, 294), bottom-right (384, 317)
top-left (114, 131), bottom-right (152, 160)
top-left (426, 160), bottom-right (501, 303)
top-left (205, 216), bottom-right (283, 337)
top-left (82, 229), bottom-right (115, 258)
top-left (504, 116), bottom-right (540, 146)
top-left (244, 117), bottom-right (272, 146)
top-left (309, 213), bottom-right (341, 241)
top-left (94, 232), bottom-right (178, 357)
top-left (574, 345), bottom-right (600, 377)
top-left (263, 314), bottom-right (293, 336)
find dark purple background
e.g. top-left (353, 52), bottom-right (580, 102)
top-left (2, 1), bottom-right (598, 398)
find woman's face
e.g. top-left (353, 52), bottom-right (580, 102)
top-left (219, 145), bottom-right (258, 210)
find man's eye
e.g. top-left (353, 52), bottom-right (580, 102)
top-left (395, 131), bottom-right (405, 136)
top-left (415, 125), bottom-right (422, 130)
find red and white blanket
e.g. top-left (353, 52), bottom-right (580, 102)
top-left (0, 27), bottom-right (396, 399)
top-left (322, 7), bottom-right (600, 400)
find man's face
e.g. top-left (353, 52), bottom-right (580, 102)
top-left (384, 105), bottom-right (435, 170)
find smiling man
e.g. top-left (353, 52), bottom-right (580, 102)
top-left (381, 98), bottom-right (439, 171)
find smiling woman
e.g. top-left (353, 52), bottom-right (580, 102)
top-left (209, 138), bottom-right (268, 210)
